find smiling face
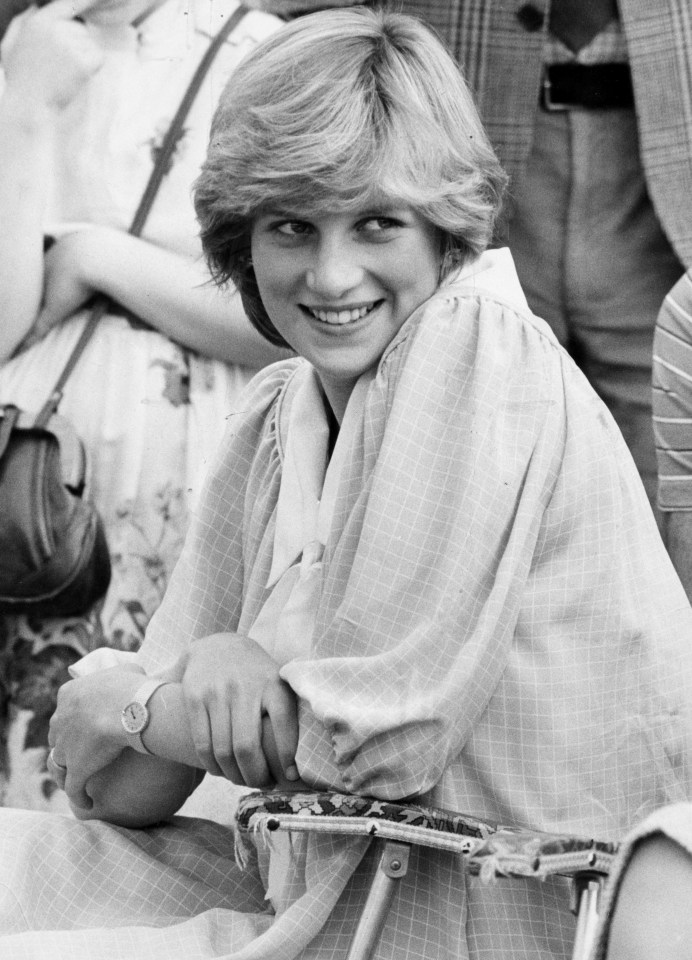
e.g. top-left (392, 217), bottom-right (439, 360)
top-left (250, 205), bottom-right (441, 420)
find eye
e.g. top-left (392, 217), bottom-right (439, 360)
top-left (273, 220), bottom-right (313, 239)
top-left (358, 216), bottom-right (405, 238)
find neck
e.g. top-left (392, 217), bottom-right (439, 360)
top-left (317, 376), bottom-right (358, 427)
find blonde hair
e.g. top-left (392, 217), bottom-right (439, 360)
top-left (195, 7), bottom-right (508, 346)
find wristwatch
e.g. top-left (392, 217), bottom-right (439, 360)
top-left (121, 678), bottom-right (170, 755)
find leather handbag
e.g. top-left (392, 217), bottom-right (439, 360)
top-left (0, 404), bottom-right (110, 615)
top-left (0, 5), bottom-right (247, 617)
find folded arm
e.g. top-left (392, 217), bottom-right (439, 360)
top-left (0, 2), bottom-right (289, 366)
top-left (49, 638), bottom-right (304, 828)
top-left (34, 227), bottom-right (290, 366)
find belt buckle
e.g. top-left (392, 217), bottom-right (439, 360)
top-left (541, 68), bottom-right (569, 112)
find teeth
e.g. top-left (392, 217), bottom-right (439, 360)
top-left (309, 304), bottom-right (375, 325)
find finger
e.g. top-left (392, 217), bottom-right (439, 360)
top-left (208, 699), bottom-right (244, 784)
top-left (183, 689), bottom-right (224, 777)
top-left (32, 307), bottom-right (53, 341)
top-left (261, 715), bottom-right (288, 786)
top-left (38, 0), bottom-right (106, 21)
top-left (264, 682), bottom-right (299, 781)
top-left (46, 749), bottom-right (67, 790)
top-left (63, 766), bottom-right (93, 811)
top-left (230, 698), bottom-right (271, 788)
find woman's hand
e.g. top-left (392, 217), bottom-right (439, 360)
top-left (31, 229), bottom-right (101, 339)
top-left (181, 633), bottom-right (300, 788)
top-left (1, 0), bottom-right (104, 114)
top-left (48, 665), bottom-right (144, 811)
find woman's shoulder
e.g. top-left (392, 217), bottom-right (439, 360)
top-left (230, 356), bottom-right (305, 421)
top-left (196, 358), bottom-right (304, 509)
top-left (389, 249), bottom-right (560, 356)
top-left (380, 251), bottom-right (566, 404)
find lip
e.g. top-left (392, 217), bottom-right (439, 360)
top-left (299, 300), bottom-right (384, 327)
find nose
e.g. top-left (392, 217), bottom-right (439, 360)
top-left (305, 238), bottom-right (364, 299)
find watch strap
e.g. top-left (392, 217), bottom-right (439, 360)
top-left (121, 678), bottom-right (170, 755)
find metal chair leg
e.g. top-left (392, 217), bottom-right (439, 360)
top-left (570, 875), bottom-right (605, 960)
top-left (345, 839), bottom-right (411, 960)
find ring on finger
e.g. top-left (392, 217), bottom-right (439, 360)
top-left (48, 748), bottom-right (67, 771)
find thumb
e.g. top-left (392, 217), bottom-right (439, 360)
top-left (33, 303), bottom-right (60, 340)
top-left (40, 0), bottom-right (105, 21)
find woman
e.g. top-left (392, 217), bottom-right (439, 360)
top-left (0, 0), bottom-right (284, 810)
top-left (1, 8), bottom-right (692, 958)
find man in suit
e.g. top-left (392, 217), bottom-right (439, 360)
top-left (387, 0), bottom-right (692, 523)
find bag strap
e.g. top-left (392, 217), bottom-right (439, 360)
top-left (0, 404), bottom-right (20, 459)
top-left (34, 4), bottom-right (248, 428)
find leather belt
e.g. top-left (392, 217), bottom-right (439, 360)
top-left (541, 63), bottom-right (634, 111)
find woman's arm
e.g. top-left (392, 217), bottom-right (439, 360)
top-left (74, 751), bottom-right (206, 829)
top-left (0, 0), bottom-right (104, 360)
top-left (0, 89), bottom-right (50, 358)
top-left (606, 834), bottom-right (692, 960)
top-left (50, 648), bottom-right (304, 828)
top-left (35, 227), bottom-right (290, 366)
top-left (53, 673), bottom-right (208, 827)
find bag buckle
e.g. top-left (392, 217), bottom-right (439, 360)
top-left (541, 68), bottom-right (570, 112)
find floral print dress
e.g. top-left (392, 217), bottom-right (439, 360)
top-left (0, 0), bottom-right (281, 811)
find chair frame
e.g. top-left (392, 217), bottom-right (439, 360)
top-left (236, 790), bottom-right (618, 960)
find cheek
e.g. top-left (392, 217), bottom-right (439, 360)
top-left (393, 262), bottom-right (439, 307)
top-left (391, 235), bottom-right (442, 305)
top-left (251, 246), bottom-right (296, 303)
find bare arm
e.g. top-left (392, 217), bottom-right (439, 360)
top-left (0, 2), bottom-right (289, 367)
top-left (81, 693), bottom-right (302, 829)
top-left (607, 835), bottom-right (692, 960)
top-left (0, 91), bottom-right (50, 357)
top-left (35, 227), bottom-right (290, 367)
top-left (0, 0), bottom-right (104, 359)
top-left (49, 642), bottom-right (305, 828)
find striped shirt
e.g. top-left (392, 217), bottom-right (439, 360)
top-left (653, 270), bottom-right (692, 510)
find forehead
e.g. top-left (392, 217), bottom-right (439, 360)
top-left (257, 200), bottom-right (415, 219)
top-left (253, 181), bottom-right (419, 218)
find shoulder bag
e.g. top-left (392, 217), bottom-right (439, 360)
top-left (0, 5), bottom-right (247, 616)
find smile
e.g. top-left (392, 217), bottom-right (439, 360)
top-left (302, 301), bottom-right (382, 326)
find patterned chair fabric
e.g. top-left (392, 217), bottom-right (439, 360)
top-left (236, 790), bottom-right (618, 880)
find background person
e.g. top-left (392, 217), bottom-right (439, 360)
top-left (0, 0), bottom-right (284, 811)
top-left (390, 0), bottom-right (692, 525)
top-left (652, 268), bottom-right (692, 600)
top-left (592, 802), bottom-right (692, 960)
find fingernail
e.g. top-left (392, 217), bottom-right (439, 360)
top-left (285, 765), bottom-right (299, 781)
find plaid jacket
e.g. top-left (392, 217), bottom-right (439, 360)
top-left (267, 0), bottom-right (692, 267)
top-left (396, 0), bottom-right (692, 268)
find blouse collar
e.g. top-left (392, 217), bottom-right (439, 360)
top-left (268, 366), bottom-right (373, 588)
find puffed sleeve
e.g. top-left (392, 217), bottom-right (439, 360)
top-left (281, 290), bottom-right (692, 803)
top-left (138, 358), bottom-right (301, 674)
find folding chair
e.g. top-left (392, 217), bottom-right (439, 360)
top-left (236, 790), bottom-right (618, 960)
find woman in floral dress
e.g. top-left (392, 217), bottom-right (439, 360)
top-left (0, 0), bottom-right (284, 810)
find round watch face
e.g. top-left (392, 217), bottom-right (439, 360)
top-left (121, 700), bottom-right (148, 735)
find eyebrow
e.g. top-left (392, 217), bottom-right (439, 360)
top-left (259, 208), bottom-right (304, 220)
top-left (260, 205), bottom-right (408, 220)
